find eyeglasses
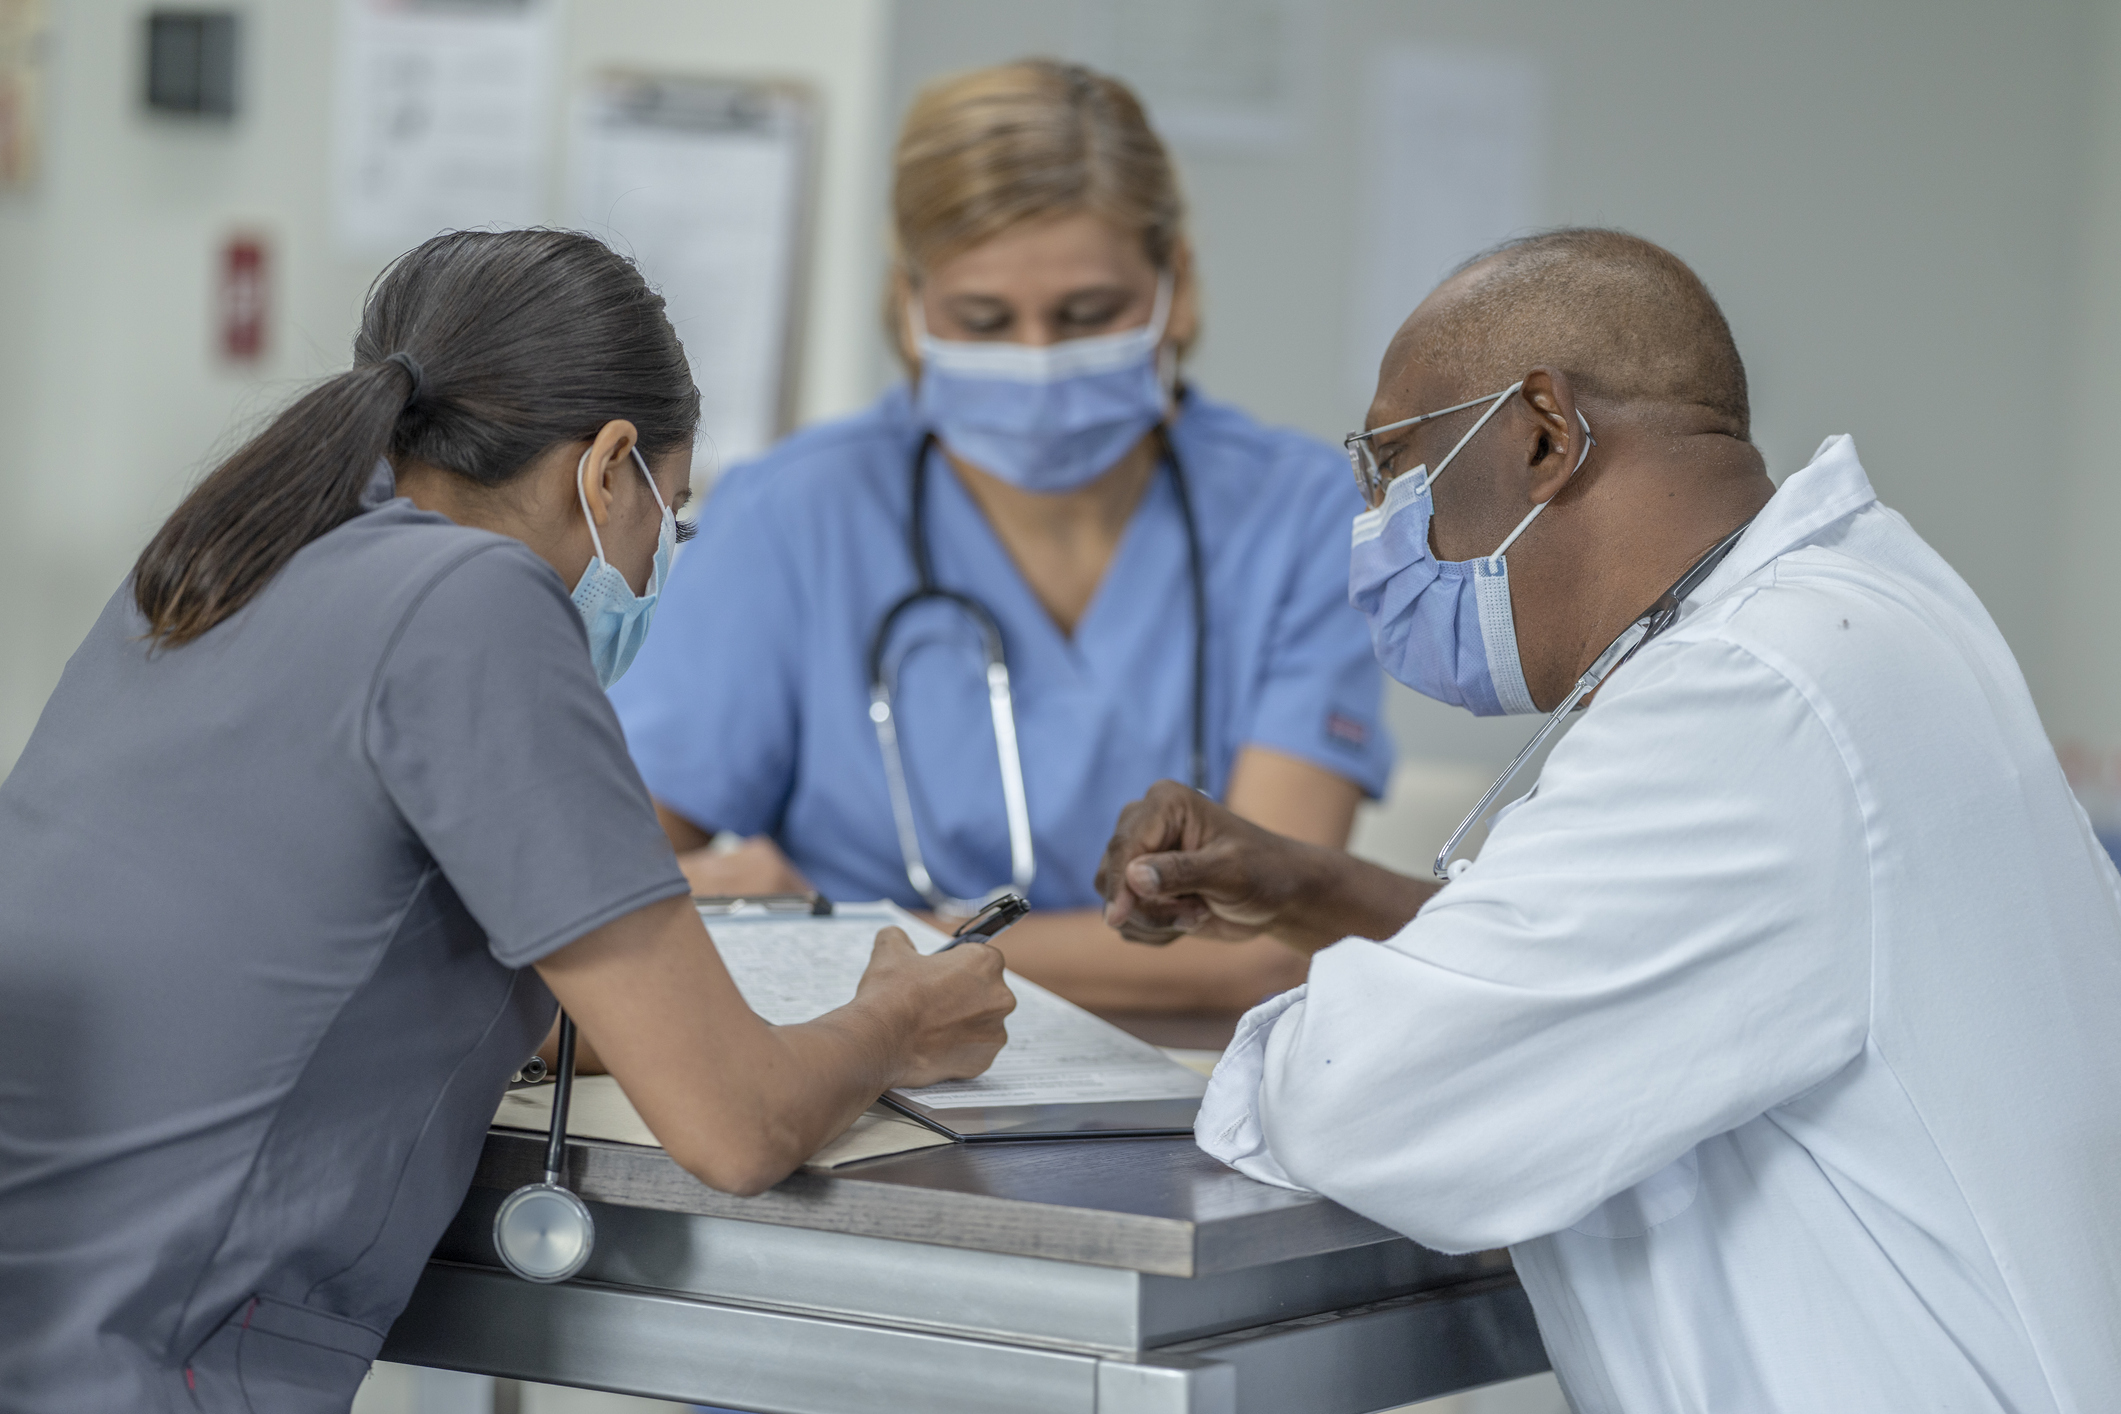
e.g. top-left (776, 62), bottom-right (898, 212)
top-left (1343, 384), bottom-right (1522, 510)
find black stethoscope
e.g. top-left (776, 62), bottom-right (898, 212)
top-left (493, 1013), bottom-right (594, 1284)
top-left (866, 426), bottom-right (1208, 915)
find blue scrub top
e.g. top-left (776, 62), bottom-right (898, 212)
top-left (612, 386), bottom-right (1393, 911)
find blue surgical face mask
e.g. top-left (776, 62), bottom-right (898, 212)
top-left (1347, 388), bottom-right (1592, 716)
top-left (910, 274), bottom-right (1174, 493)
top-left (571, 447), bottom-right (674, 689)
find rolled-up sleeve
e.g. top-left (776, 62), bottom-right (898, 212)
top-left (365, 543), bottom-right (690, 968)
top-left (1200, 636), bottom-right (1871, 1252)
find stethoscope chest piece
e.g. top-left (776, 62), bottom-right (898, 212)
top-left (494, 1180), bottom-right (595, 1284)
top-left (495, 1011), bottom-right (595, 1284)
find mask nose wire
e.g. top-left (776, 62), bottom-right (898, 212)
top-left (1483, 410), bottom-right (1596, 571)
top-left (634, 446), bottom-right (670, 514)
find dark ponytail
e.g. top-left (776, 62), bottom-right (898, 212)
top-left (134, 229), bottom-right (700, 645)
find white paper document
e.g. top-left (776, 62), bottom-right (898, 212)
top-left (705, 904), bottom-right (1208, 1112)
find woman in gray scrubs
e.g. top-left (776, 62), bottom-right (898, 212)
top-left (0, 230), bottom-right (1013, 1414)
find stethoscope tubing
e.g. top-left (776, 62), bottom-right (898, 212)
top-left (494, 1012), bottom-right (596, 1284)
top-left (1432, 518), bottom-right (1755, 882)
top-left (869, 426), bottom-right (1208, 911)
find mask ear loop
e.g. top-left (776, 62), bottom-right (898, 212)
top-left (1150, 271), bottom-right (1180, 411)
top-left (575, 449), bottom-right (611, 567)
top-left (1415, 381), bottom-right (1524, 497)
top-left (906, 287), bottom-right (930, 346)
top-left (576, 446), bottom-right (669, 567)
top-left (632, 446), bottom-right (670, 515)
top-left (1484, 410), bottom-right (1596, 571)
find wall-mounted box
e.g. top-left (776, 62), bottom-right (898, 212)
top-left (145, 10), bottom-right (238, 118)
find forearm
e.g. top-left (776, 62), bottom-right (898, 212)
top-left (1263, 842), bottom-right (1438, 954)
top-left (536, 898), bottom-right (899, 1195)
top-left (695, 1006), bottom-right (908, 1193)
top-left (994, 909), bottom-right (1307, 1013)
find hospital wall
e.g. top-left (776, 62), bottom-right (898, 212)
top-left (0, 0), bottom-right (2115, 792)
top-left (0, 0), bottom-right (893, 774)
top-left (882, 0), bottom-right (2098, 784)
top-left (2050, 0), bottom-right (2121, 791)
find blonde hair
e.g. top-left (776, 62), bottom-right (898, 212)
top-left (891, 59), bottom-right (1187, 282)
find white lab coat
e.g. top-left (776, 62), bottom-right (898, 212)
top-left (1199, 438), bottom-right (2121, 1413)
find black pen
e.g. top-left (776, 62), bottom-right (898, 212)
top-left (936, 893), bottom-right (1030, 950)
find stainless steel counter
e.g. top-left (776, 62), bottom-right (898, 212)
top-left (381, 1129), bottom-right (1548, 1412)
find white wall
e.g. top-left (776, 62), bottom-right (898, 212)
top-left (0, 0), bottom-right (891, 773)
top-left (883, 0), bottom-right (2095, 771)
top-left (1, 1), bottom-right (2105, 776)
top-left (2050, 0), bottom-right (2121, 771)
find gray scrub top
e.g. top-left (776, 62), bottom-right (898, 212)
top-left (0, 474), bottom-right (690, 1413)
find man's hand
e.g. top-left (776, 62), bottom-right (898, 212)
top-left (850, 927), bottom-right (1015, 1089)
top-left (1096, 781), bottom-right (1440, 955)
top-left (1096, 782), bottom-right (1317, 945)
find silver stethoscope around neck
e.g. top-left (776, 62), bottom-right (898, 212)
top-left (867, 425), bottom-right (1208, 916)
top-left (1431, 518), bottom-right (1755, 883)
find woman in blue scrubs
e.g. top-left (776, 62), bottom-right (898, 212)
top-left (0, 230), bottom-right (1011, 1413)
top-left (613, 60), bottom-right (1394, 1018)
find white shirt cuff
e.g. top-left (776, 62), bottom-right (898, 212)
top-left (1195, 985), bottom-right (1313, 1193)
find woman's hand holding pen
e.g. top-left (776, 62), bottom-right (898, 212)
top-left (848, 926), bottom-right (1015, 1089)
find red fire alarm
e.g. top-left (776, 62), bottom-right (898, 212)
top-left (219, 233), bottom-right (268, 362)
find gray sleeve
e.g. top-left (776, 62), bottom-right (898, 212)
top-left (365, 543), bottom-right (691, 968)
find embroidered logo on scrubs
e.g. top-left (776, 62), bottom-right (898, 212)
top-left (1326, 712), bottom-right (1368, 747)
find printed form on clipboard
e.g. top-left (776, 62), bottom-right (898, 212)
top-left (704, 901), bottom-right (1209, 1140)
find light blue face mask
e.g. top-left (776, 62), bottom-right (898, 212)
top-left (571, 446), bottom-right (674, 689)
top-left (1346, 383), bottom-right (1592, 715)
top-left (910, 275), bottom-right (1173, 493)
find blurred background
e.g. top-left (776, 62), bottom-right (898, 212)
top-left (2, 1), bottom-right (2117, 1410)
top-left (8, 0), bottom-right (2121, 821)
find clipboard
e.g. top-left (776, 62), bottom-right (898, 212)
top-left (878, 1093), bottom-right (1201, 1142)
top-left (696, 901), bottom-right (1208, 1143)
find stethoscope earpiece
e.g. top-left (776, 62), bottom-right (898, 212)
top-left (494, 1013), bottom-right (596, 1284)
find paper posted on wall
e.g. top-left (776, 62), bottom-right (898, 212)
top-left (332, 0), bottom-right (556, 255)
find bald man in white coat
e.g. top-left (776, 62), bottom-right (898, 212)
top-left (1095, 230), bottom-right (2121, 1413)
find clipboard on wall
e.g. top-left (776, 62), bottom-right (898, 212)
top-left (568, 71), bottom-right (816, 483)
